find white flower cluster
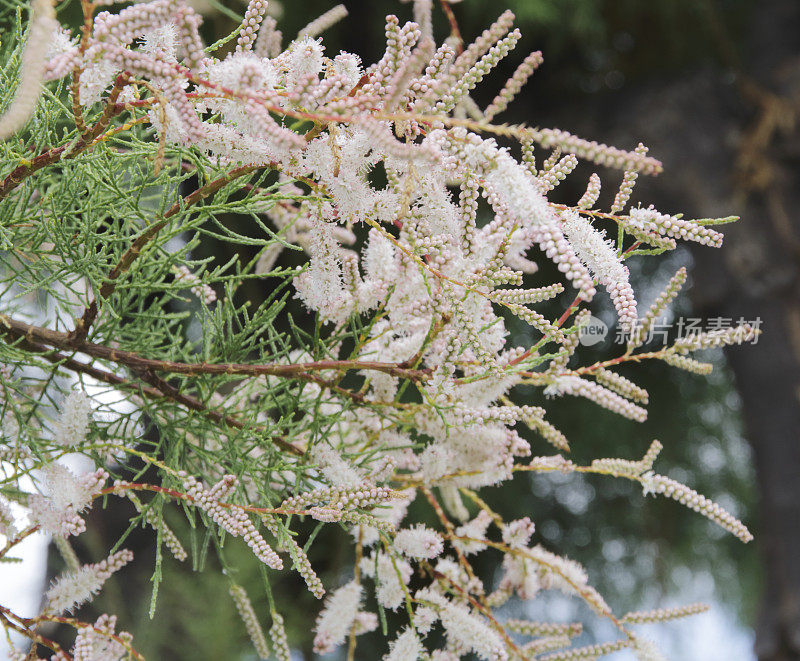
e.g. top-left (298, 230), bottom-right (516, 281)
top-left (70, 614), bottom-right (134, 661)
top-left (52, 389), bottom-right (93, 447)
top-left (34, 0), bottom-right (676, 370)
top-left (45, 549), bottom-right (133, 614)
top-left (25, 0), bottom-right (734, 544)
top-left (384, 628), bottom-right (424, 661)
top-left (394, 523), bottom-right (444, 559)
top-left (313, 580), bottom-right (364, 654)
top-left (360, 550), bottom-right (412, 610)
top-left (28, 463), bottom-right (108, 537)
top-left (0, 1), bottom-right (750, 658)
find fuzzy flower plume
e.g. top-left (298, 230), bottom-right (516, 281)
top-left (561, 209), bottom-right (637, 329)
top-left (313, 580), bottom-right (363, 654)
top-left (393, 524), bottom-right (444, 559)
top-left (311, 443), bottom-right (364, 488)
top-left (502, 516), bottom-right (535, 548)
top-left (440, 600), bottom-right (508, 660)
top-left (52, 389), bottom-right (93, 447)
top-left (360, 551), bottom-right (412, 610)
top-left (384, 628), bottom-right (424, 661)
top-left (28, 463), bottom-right (107, 536)
top-left (631, 635), bottom-right (668, 661)
top-left (453, 511), bottom-right (492, 555)
top-left (45, 549), bottom-right (133, 613)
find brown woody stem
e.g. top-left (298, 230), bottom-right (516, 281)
top-left (2, 314), bottom-right (428, 381)
top-left (0, 320), bottom-right (303, 455)
top-left (0, 73), bottom-right (129, 202)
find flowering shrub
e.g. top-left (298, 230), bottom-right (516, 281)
top-left (0, 0), bottom-right (758, 658)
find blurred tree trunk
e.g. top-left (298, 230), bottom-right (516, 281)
top-left (568, 1), bottom-right (800, 657)
top-left (705, 2), bottom-right (800, 652)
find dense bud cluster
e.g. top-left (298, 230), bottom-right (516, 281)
top-left (269, 612), bottom-right (292, 661)
top-left (27, 464), bottom-right (108, 537)
top-left (229, 584), bottom-right (271, 659)
top-left (45, 549), bottom-right (134, 614)
top-left (181, 473), bottom-right (283, 568)
top-left (281, 484), bottom-right (397, 511)
top-left (69, 614), bottom-right (134, 661)
top-left (640, 472), bottom-right (754, 542)
top-left (628, 206), bottom-right (724, 248)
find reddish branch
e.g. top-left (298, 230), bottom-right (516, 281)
top-left (35, 614), bottom-right (144, 661)
top-left (428, 566), bottom-right (524, 656)
top-left (0, 524), bottom-right (40, 559)
top-left (130, 367), bottom-right (304, 455)
top-left (0, 604), bottom-right (147, 660)
top-left (0, 314), bottom-right (428, 454)
top-left (1, 314), bottom-right (428, 381)
top-left (438, 0), bottom-right (464, 54)
top-left (0, 605), bottom-right (69, 659)
top-left (0, 73), bottom-right (129, 202)
top-left (420, 486), bottom-right (479, 586)
top-left (103, 481), bottom-right (314, 517)
top-left (0, 320), bottom-right (303, 454)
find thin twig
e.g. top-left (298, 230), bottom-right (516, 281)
top-left (0, 73), bottom-right (129, 201)
top-left (69, 0), bottom-right (96, 137)
top-left (0, 327), bottom-right (303, 455)
top-left (346, 526), bottom-right (364, 661)
top-left (438, 0), bottom-right (464, 54)
top-left (70, 163), bottom-right (262, 340)
top-left (428, 566), bottom-right (524, 657)
top-left (1, 314), bottom-right (429, 381)
top-left (0, 606), bottom-right (69, 659)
